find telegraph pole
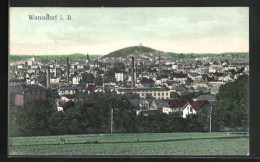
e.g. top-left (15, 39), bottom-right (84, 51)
top-left (110, 107), bottom-right (113, 134)
top-left (210, 106), bottom-right (212, 133)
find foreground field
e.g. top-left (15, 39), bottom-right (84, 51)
top-left (9, 132), bottom-right (249, 156)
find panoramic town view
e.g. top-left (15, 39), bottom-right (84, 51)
top-left (9, 7), bottom-right (249, 156)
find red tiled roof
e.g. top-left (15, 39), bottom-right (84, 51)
top-left (62, 94), bottom-right (76, 99)
top-left (115, 70), bottom-right (126, 73)
top-left (173, 73), bottom-right (187, 78)
top-left (156, 75), bottom-right (167, 80)
top-left (166, 81), bottom-right (175, 86)
top-left (59, 101), bottom-right (74, 110)
top-left (207, 77), bottom-right (215, 82)
top-left (84, 100), bottom-right (95, 107)
top-left (140, 77), bottom-right (154, 84)
top-left (88, 84), bottom-right (97, 91)
top-left (167, 99), bottom-right (189, 108)
top-left (213, 73), bottom-right (227, 77)
top-left (189, 100), bottom-right (209, 111)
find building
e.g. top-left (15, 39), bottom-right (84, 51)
top-left (116, 88), bottom-right (171, 99)
top-left (57, 100), bottom-right (74, 111)
top-left (164, 98), bottom-right (189, 115)
top-left (10, 85), bottom-right (46, 106)
top-left (140, 77), bottom-right (155, 87)
top-left (10, 78), bottom-right (26, 86)
top-left (165, 99), bottom-right (208, 118)
top-left (72, 76), bottom-right (82, 85)
top-left (115, 70), bottom-right (127, 82)
top-left (128, 99), bottom-right (154, 115)
top-left (58, 85), bottom-right (87, 95)
top-left (173, 73), bottom-right (188, 82)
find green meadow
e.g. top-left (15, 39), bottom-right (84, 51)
top-left (9, 132), bottom-right (249, 156)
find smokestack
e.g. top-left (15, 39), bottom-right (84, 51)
top-left (14, 59), bottom-right (17, 78)
top-left (46, 66), bottom-right (50, 90)
top-left (140, 61), bottom-right (143, 80)
top-left (54, 59), bottom-right (57, 77)
top-left (131, 57), bottom-right (135, 88)
top-left (135, 63), bottom-right (137, 84)
top-left (158, 54), bottom-right (161, 73)
top-left (66, 57), bottom-right (69, 84)
top-left (105, 63), bottom-right (107, 72)
top-left (103, 76), bottom-right (105, 93)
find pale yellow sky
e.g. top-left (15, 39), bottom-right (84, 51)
top-left (10, 7), bottom-right (249, 55)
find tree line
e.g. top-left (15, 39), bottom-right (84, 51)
top-left (9, 75), bottom-right (249, 136)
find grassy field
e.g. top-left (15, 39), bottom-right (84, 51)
top-left (9, 132), bottom-right (249, 156)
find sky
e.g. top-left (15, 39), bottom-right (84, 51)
top-left (10, 7), bottom-right (249, 55)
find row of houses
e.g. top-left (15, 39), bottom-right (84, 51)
top-left (128, 98), bottom-right (210, 118)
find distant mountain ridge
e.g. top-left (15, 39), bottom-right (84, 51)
top-left (10, 53), bottom-right (99, 61)
top-left (10, 46), bottom-right (249, 61)
top-left (170, 52), bottom-right (249, 58)
top-left (104, 46), bottom-right (249, 58)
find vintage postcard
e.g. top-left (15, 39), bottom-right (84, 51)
top-left (8, 7), bottom-right (249, 156)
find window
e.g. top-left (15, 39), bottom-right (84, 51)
top-left (162, 93), bottom-right (164, 96)
top-left (166, 93), bottom-right (168, 96)
top-left (158, 93), bottom-right (160, 96)
top-left (154, 93), bottom-right (156, 96)
top-left (142, 93), bottom-right (144, 96)
top-left (190, 107), bottom-right (192, 112)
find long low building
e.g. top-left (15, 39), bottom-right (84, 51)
top-left (115, 87), bottom-right (171, 99)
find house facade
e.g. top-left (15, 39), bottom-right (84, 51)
top-left (116, 88), bottom-right (171, 99)
top-left (10, 85), bottom-right (46, 106)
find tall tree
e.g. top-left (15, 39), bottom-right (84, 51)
top-left (81, 73), bottom-right (95, 84)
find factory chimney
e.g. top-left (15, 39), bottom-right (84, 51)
top-left (14, 59), bottom-right (17, 78)
top-left (131, 57), bottom-right (135, 88)
top-left (54, 59), bottom-right (57, 77)
top-left (135, 63), bottom-right (137, 84)
top-left (103, 76), bottom-right (105, 93)
top-left (158, 54), bottom-right (161, 73)
top-left (140, 61), bottom-right (143, 80)
top-left (66, 57), bottom-right (69, 84)
top-left (46, 66), bottom-right (50, 90)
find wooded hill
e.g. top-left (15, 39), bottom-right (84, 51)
top-left (10, 53), bottom-right (99, 61)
